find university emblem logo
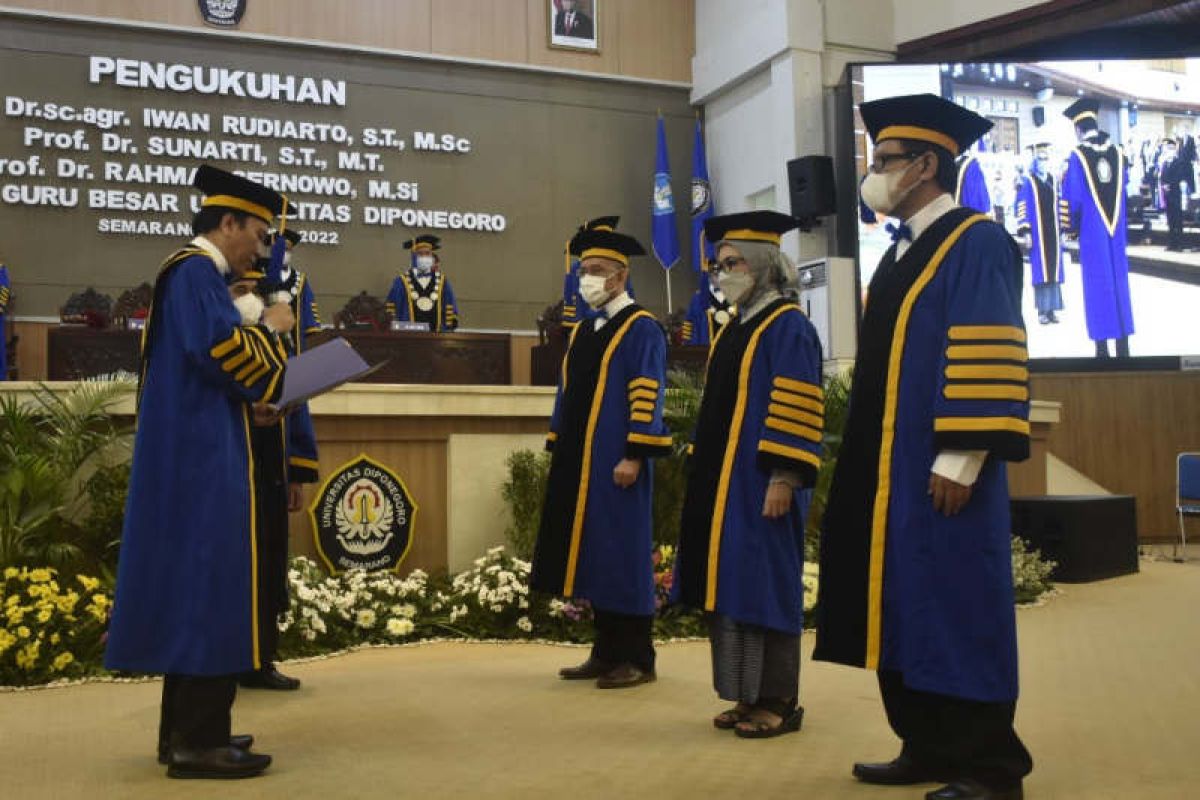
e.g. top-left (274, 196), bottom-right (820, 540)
top-left (1096, 158), bottom-right (1113, 184)
top-left (198, 0), bottom-right (247, 28)
top-left (653, 173), bottom-right (675, 215)
top-left (691, 177), bottom-right (711, 217)
top-left (310, 454), bottom-right (418, 574)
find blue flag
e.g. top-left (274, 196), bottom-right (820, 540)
top-left (651, 116), bottom-right (680, 270)
top-left (690, 118), bottom-right (714, 273)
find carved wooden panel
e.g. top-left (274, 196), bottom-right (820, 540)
top-left (309, 330), bottom-right (512, 385)
top-left (47, 327), bottom-right (140, 380)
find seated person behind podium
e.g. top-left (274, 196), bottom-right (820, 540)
top-left (530, 225), bottom-right (673, 689)
top-left (385, 234), bottom-right (460, 331)
top-left (104, 164), bottom-right (294, 780)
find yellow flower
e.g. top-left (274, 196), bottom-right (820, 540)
top-left (76, 575), bottom-right (100, 592)
top-left (6, 594), bottom-right (19, 607)
top-left (88, 605), bottom-right (107, 623)
top-left (17, 626), bottom-right (31, 639)
top-left (50, 633), bottom-right (61, 645)
top-left (28, 568), bottom-right (52, 583)
top-left (36, 606), bottom-right (53, 624)
top-left (0, 629), bottom-right (16, 655)
top-left (6, 606), bottom-right (26, 625)
top-left (51, 651), bottom-right (75, 672)
top-left (3, 567), bottom-right (17, 580)
top-left (55, 592), bottom-right (79, 614)
top-left (15, 641), bottom-right (40, 670)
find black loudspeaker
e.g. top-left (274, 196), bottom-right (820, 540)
top-left (1009, 495), bottom-right (1139, 583)
top-left (787, 156), bottom-right (837, 220)
top-left (1032, 105), bottom-right (1045, 127)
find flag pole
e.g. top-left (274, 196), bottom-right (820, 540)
top-left (664, 267), bottom-right (672, 314)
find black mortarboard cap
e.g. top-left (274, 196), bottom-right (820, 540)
top-left (193, 164), bottom-right (284, 225)
top-left (859, 93), bottom-right (993, 158)
top-left (570, 229), bottom-right (646, 266)
top-left (703, 211), bottom-right (798, 247)
top-left (581, 216), bottom-right (620, 233)
top-left (403, 234), bottom-right (441, 252)
top-left (1063, 98), bottom-right (1100, 131)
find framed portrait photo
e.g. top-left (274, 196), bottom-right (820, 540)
top-left (549, 0), bottom-right (599, 53)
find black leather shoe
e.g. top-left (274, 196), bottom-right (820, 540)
top-left (926, 780), bottom-right (1023, 800)
top-left (595, 663), bottom-right (656, 689)
top-left (158, 734), bottom-right (254, 764)
top-left (853, 754), bottom-right (945, 785)
top-left (166, 746), bottom-right (271, 779)
top-left (238, 666), bottom-right (301, 691)
top-left (558, 657), bottom-right (612, 680)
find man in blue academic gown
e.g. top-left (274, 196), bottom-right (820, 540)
top-left (0, 263), bottom-right (10, 380)
top-left (106, 165), bottom-right (293, 780)
top-left (955, 148), bottom-right (992, 216)
top-left (1014, 143), bottom-right (1064, 324)
top-left (681, 270), bottom-right (734, 346)
top-left (562, 216), bottom-right (635, 331)
top-left (532, 225), bottom-right (673, 689)
top-left (385, 234), bottom-right (460, 332)
top-left (238, 229), bottom-right (320, 692)
top-left (815, 95), bottom-right (1032, 800)
top-left (1059, 98), bottom-right (1134, 358)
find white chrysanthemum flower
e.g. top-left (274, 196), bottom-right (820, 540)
top-left (355, 609), bottom-right (377, 628)
top-left (516, 616), bottom-right (532, 632)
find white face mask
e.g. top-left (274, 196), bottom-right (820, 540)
top-left (716, 271), bottom-right (754, 306)
top-left (415, 255), bottom-right (435, 271)
top-left (578, 274), bottom-right (612, 308)
top-left (710, 284), bottom-right (726, 303)
top-left (233, 292), bottom-right (265, 326)
top-left (861, 157), bottom-right (922, 216)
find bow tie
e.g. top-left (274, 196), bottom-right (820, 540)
top-left (886, 222), bottom-right (913, 243)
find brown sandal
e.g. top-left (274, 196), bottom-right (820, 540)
top-left (712, 706), bottom-right (749, 729)
top-left (734, 703), bottom-right (804, 739)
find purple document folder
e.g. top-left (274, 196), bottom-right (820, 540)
top-left (276, 337), bottom-right (383, 411)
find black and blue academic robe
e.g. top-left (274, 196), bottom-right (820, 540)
top-left (672, 299), bottom-right (823, 635)
top-left (0, 264), bottom-right (9, 380)
top-left (681, 273), bottom-right (734, 346)
top-left (1015, 173), bottom-right (1064, 313)
top-left (814, 208), bottom-right (1029, 704)
top-left (285, 271), bottom-right (320, 484)
top-left (531, 305), bottom-right (673, 616)
top-left (1060, 141), bottom-right (1135, 341)
top-left (956, 155), bottom-right (992, 215)
top-left (106, 247), bottom-right (287, 676)
top-left (386, 271), bottom-right (459, 332)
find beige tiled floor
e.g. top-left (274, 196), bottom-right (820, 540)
top-left (3, 560), bottom-right (1199, 799)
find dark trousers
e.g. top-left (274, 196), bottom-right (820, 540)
top-left (591, 609), bottom-right (655, 673)
top-left (158, 674), bottom-right (237, 752)
top-left (878, 670), bottom-right (1032, 790)
top-left (1166, 186), bottom-right (1184, 249)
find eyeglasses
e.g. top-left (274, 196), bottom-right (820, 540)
top-left (711, 255), bottom-right (747, 274)
top-left (868, 152), bottom-right (922, 174)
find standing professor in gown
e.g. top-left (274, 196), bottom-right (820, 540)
top-left (672, 211), bottom-right (824, 738)
top-left (814, 94), bottom-right (1033, 800)
top-left (105, 165), bottom-right (294, 780)
top-left (531, 225), bottom-right (673, 689)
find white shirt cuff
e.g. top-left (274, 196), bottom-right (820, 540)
top-left (931, 450), bottom-right (987, 486)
